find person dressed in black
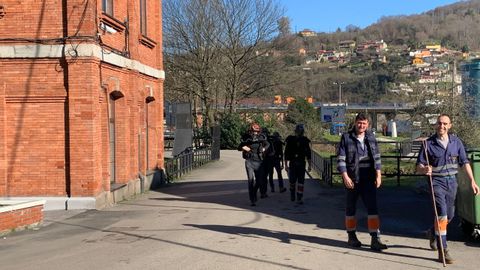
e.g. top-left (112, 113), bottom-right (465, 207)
top-left (267, 131), bottom-right (287, 193)
top-left (238, 123), bottom-right (270, 206)
top-left (261, 128), bottom-right (275, 195)
top-left (284, 124), bottom-right (312, 204)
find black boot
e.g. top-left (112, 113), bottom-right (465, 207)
top-left (347, 233), bottom-right (362, 248)
top-left (290, 189), bottom-right (296, 201)
top-left (427, 229), bottom-right (438, 251)
top-left (371, 236), bottom-right (388, 251)
top-left (438, 249), bottom-right (454, 264)
top-left (296, 193), bottom-right (303, 204)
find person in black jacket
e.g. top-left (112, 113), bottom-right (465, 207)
top-left (268, 131), bottom-right (287, 193)
top-left (284, 124), bottom-right (312, 204)
top-left (238, 123), bottom-right (270, 206)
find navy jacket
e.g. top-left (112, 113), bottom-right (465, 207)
top-left (337, 130), bottom-right (381, 181)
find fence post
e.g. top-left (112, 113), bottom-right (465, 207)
top-left (397, 155), bottom-right (401, 186)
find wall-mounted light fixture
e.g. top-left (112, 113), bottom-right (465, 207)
top-left (145, 85), bottom-right (155, 103)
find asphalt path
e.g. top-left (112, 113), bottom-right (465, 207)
top-left (0, 150), bottom-right (479, 270)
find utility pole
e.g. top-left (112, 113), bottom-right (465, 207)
top-left (334, 81), bottom-right (346, 103)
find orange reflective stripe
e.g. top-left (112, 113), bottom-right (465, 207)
top-left (345, 216), bottom-right (356, 231)
top-left (368, 215), bottom-right (380, 232)
top-left (434, 217), bottom-right (448, 235)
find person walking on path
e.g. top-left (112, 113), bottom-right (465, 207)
top-left (268, 131), bottom-right (287, 193)
top-left (416, 114), bottom-right (479, 264)
top-left (261, 128), bottom-right (275, 195)
top-left (284, 124), bottom-right (312, 204)
top-left (238, 123), bottom-right (270, 206)
top-left (336, 113), bottom-right (387, 251)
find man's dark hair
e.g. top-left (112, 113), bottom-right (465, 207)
top-left (355, 112), bottom-right (370, 122)
top-left (437, 113), bottom-right (451, 122)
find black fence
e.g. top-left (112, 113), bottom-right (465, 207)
top-left (164, 147), bottom-right (213, 181)
top-left (311, 141), bottom-right (424, 186)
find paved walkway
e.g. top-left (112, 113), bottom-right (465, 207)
top-left (0, 150), bottom-right (479, 270)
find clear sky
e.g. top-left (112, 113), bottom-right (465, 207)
top-left (280, 0), bottom-right (462, 33)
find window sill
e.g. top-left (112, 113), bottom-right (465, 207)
top-left (100, 13), bottom-right (126, 33)
top-left (139, 35), bottom-right (157, 49)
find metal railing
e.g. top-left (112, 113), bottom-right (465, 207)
top-left (164, 147), bottom-right (212, 181)
top-left (311, 141), bottom-right (424, 186)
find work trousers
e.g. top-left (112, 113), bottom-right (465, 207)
top-left (288, 160), bottom-right (306, 200)
top-left (431, 175), bottom-right (458, 249)
top-left (345, 175), bottom-right (380, 236)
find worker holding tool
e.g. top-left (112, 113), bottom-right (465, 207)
top-left (417, 114), bottom-right (480, 265)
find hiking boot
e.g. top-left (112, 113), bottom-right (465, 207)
top-left (438, 249), bottom-right (454, 264)
top-left (427, 229), bottom-right (438, 251)
top-left (250, 201), bottom-right (256, 206)
top-left (347, 234), bottom-right (362, 248)
top-left (370, 236), bottom-right (388, 251)
top-left (296, 198), bottom-right (304, 205)
top-left (279, 187), bottom-right (287, 193)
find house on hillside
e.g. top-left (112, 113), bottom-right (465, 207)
top-left (338, 40), bottom-right (356, 51)
top-left (0, 0), bottom-right (165, 210)
top-left (298, 29), bottom-right (317, 37)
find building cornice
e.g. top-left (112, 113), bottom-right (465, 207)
top-left (0, 44), bottom-right (165, 79)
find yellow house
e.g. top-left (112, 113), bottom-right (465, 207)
top-left (412, 58), bottom-right (424, 65)
top-left (426, 44), bottom-right (441, 52)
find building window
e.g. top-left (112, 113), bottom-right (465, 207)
top-left (140, 0), bottom-right (147, 35)
top-left (102, 0), bottom-right (113, 16)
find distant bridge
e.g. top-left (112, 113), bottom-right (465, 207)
top-left (236, 102), bottom-right (415, 114)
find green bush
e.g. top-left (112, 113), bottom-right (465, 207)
top-left (220, 113), bottom-right (247, 149)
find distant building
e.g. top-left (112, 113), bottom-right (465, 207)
top-left (461, 59), bottom-right (480, 118)
top-left (338, 40), bottom-right (356, 51)
top-left (298, 29), bottom-right (317, 37)
top-left (425, 44), bottom-right (442, 52)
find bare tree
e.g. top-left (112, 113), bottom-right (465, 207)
top-left (210, 0), bottom-right (284, 113)
top-left (164, 0), bottom-right (285, 121)
top-left (163, 0), bottom-right (224, 127)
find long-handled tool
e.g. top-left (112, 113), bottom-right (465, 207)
top-left (423, 140), bottom-right (447, 267)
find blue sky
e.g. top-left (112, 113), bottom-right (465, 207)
top-left (280, 0), bottom-right (462, 33)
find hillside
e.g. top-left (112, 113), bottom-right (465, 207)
top-left (266, 1), bottom-right (480, 105)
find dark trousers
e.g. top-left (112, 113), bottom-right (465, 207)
top-left (267, 157), bottom-right (284, 191)
top-left (345, 179), bottom-right (378, 216)
top-left (288, 160), bottom-right (306, 199)
top-left (245, 160), bottom-right (265, 202)
top-left (345, 177), bottom-right (380, 235)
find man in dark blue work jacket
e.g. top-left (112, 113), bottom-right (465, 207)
top-left (417, 114), bottom-right (479, 264)
top-left (337, 113), bottom-right (387, 251)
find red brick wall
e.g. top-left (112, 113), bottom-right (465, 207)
top-left (0, 1), bottom-right (164, 200)
top-left (0, 1), bottom-right (63, 39)
top-left (0, 205), bottom-right (44, 232)
top-left (0, 60), bottom-right (67, 196)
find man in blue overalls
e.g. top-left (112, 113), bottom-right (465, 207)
top-left (337, 113), bottom-right (387, 251)
top-left (417, 114), bottom-right (479, 264)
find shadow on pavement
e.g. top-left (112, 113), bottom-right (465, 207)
top-left (150, 177), bottom-right (474, 245)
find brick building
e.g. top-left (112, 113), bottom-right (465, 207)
top-left (0, 0), bottom-right (165, 209)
